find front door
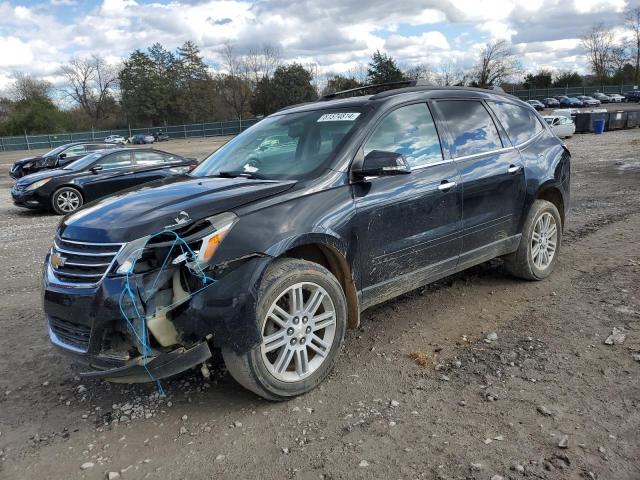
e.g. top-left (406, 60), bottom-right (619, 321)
top-left (353, 102), bottom-right (462, 308)
top-left (81, 151), bottom-right (137, 201)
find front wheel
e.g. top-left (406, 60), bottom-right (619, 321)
top-left (504, 199), bottom-right (562, 280)
top-left (222, 259), bottom-right (347, 400)
top-left (52, 187), bottom-right (83, 215)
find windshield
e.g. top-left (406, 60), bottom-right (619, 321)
top-left (43, 145), bottom-right (69, 157)
top-left (63, 152), bottom-right (102, 171)
top-left (192, 108), bottom-right (366, 180)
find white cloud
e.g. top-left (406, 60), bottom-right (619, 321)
top-left (0, 37), bottom-right (34, 67)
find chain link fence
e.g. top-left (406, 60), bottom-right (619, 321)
top-left (0, 118), bottom-right (261, 152)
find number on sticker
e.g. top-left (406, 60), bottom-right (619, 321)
top-left (317, 112), bottom-right (361, 122)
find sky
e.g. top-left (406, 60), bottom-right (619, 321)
top-left (0, 0), bottom-right (638, 93)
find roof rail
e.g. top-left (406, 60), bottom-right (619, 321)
top-left (320, 79), bottom-right (433, 100)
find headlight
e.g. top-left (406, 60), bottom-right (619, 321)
top-left (114, 212), bottom-right (238, 275)
top-left (25, 178), bottom-right (52, 191)
top-left (196, 212), bottom-right (238, 264)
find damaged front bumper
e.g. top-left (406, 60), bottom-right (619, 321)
top-left (43, 253), bottom-right (272, 382)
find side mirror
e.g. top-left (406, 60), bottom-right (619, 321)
top-left (58, 153), bottom-right (66, 159)
top-left (90, 165), bottom-right (103, 174)
top-left (355, 150), bottom-right (411, 178)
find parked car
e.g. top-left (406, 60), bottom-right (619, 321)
top-left (607, 93), bottom-right (624, 103)
top-left (623, 91), bottom-right (640, 102)
top-left (551, 108), bottom-right (579, 118)
top-left (131, 134), bottom-right (155, 144)
top-left (153, 131), bottom-right (170, 142)
top-left (576, 95), bottom-right (600, 107)
top-left (104, 135), bottom-right (127, 145)
top-left (11, 148), bottom-right (196, 214)
top-left (42, 85), bottom-right (570, 400)
top-left (9, 142), bottom-right (118, 179)
top-left (592, 92), bottom-right (611, 103)
top-left (559, 97), bottom-right (583, 108)
top-left (543, 115), bottom-right (575, 138)
top-left (526, 99), bottom-right (545, 111)
top-left (543, 98), bottom-right (560, 107)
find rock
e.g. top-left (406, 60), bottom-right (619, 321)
top-left (233, 421), bottom-right (242, 428)
top-left (215, 454), bottom-right (225, 462)
top-left (537, 405), bottom-right (554, 417)
top-left (181, 415), bottom-right (188, 421)
top-left (491, 476), bottom-right (504, 480)
top-left (390, 400), bottom-right (399, 408)
top-left (494, 435), bottom-right (504, 441)
top-left (179, 426), bottom-right (188, 435)
top-left (458, 400), bottom-right (466, 407)
top-left (359, 460), bottom-right (370, 467)
top-left (80, 462), bottom-right (94, 470)
top-left (604, 327), bottom-right (626, 345)
top-left (558, 435), bottom-right (569, 449)
top-left (107, 472), bottom-right (121, 480)
top-left (470, 463), bottom-right (482, 471)
top-left (486, 332), bottom-right (498, 343)
top-left (511, 463), bottom-right (525, 473)
top-left (282, 447), bottom-right (289, 454)
top-left (632, 353), bottom-right (640, 362)
top-left (484, 438), bottom-right (493, 444)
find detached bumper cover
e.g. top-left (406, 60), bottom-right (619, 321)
top-left (79, 341), bottom-right (212, 383)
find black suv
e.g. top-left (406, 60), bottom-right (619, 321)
top-left (9, 142), bottom-right (118, 179)
top-left (43, 84), bottom-right (570, 400)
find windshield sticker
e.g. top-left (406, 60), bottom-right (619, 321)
top-left (243, 164), bottom-right (258, 173)
top-left (317, 112), bottom-right (360, 122)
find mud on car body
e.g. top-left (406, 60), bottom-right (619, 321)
top-left (43, 83), bottom-right (570, 400)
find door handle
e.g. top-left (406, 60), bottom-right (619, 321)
top-left (507, 165), bottom-right (522, 174)
top-left (438, 180), bottom-right (457, 192)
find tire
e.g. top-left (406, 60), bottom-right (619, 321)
top-left (222, 258), bottom-right (347, 401)
top-left (504, 199), bottom-right (562, 280)
top-left (52, 187), bottom-right (83, 215)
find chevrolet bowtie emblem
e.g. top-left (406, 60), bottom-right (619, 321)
top-left (174, 211), bottom-right (191, 225)
top-left (51, 252), bottom-right (66, 269)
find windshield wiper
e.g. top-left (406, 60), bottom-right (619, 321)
top-left (217, 170), bottom-right (270, 180)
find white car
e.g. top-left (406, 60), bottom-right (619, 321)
top-left (544, 115), bottom-right (575, 138)
top-left (104, 135), bottom-right (127, 145)
top-left (608, 94), bottom-right (625, 103)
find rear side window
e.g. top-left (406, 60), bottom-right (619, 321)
top-left (364, 103), bottom-right (443, 169)
top-left (434, 100), bottom-right (503, 158)
top-left (489, 101), bottom-right (544, 145)
top-left (99, 152), bottom-right (132, 169)
top-left (135, 151), bottom-right (169, 166)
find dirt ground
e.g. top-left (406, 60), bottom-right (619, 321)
top-left (0, 129), bottom-right (639, 480)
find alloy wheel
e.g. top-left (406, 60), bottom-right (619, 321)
top-left (56, 189), bottom-right (81, 213)
top-left (531, 212), bottom-right (558, 270)
top-left (260, 282), bottom-right (337, 382)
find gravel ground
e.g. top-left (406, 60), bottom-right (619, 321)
top-left (0, 129), bottom-right (639, 480)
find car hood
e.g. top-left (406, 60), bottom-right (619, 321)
top-left (13, 156), bottom-right (43, 167)
top-left (59, 176), bottom-right (297, 243)
top-left (15, 168), bottom-right (70, 186)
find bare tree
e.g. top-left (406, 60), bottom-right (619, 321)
top-left (624, 6), bottom-right (640, 84)
top-left (433, 60), bottom-right (466, 86)
top-left (245, 44), bottom-right (282, 86)
top-left (59, 55), bottom-right (119, 124)
top-left (404, 63), bottom-right (433, 82)
top-left (581, 23), bottom-right (614, 83)
top-left (10, 73), bottom-right (52, 101)
top-left (610, 45), bottom-right (630, 73)
top-left (219, 43), bottom-right (253, 119)
top-left (472, 40), bottom-right (521, 87)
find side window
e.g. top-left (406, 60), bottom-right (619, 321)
top-left (135, 151), bottom-right (168, 166)
top-left (98, 152), bottom-right (132, 170)
top-left (64, 145), bottom-right (87, 157)
top-left (364, 103), bottom-right (443, 169)
top-left (435, 100), bottom-right (503, 158)
top-left (488, 101), bottom-right (544, 145)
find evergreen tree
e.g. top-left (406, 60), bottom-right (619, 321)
top-left (367, 51), bottom-right (405, 84)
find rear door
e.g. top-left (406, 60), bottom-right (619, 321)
top-left (433, 99), bottom-right (525, 263)
top-left (80, 151), bottom-right (136, 201)
top-left (57, 144), bottom-right (87, 167)
top-left (354, 102), bottom-right (462, 304)
top-left (132, 151), bottom-right (186, 184)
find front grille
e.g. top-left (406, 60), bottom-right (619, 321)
top-left (50, 236), bottom-right (124, 286)
top-left (49, 316), bottom-right (91, 351)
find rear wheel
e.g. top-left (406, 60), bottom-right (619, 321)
top-left (52, 187), bottom-right (83, 215)
top-left (222, 259), bottom-right (347, 400)
top-left (504, 199), bottom-right (562, 280)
